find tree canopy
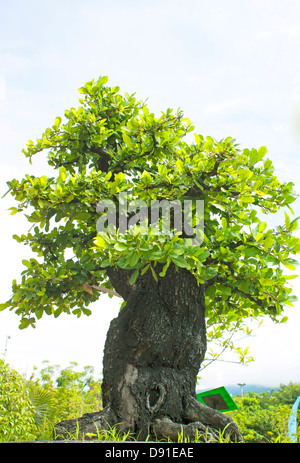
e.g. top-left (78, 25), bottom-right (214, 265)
top-left (2, 76), bottom-right (299, 345)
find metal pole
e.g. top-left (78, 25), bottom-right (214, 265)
top-left (4, 336), bottom-right (11, 358)
top-left (237, 382), bottom-right (246, 397)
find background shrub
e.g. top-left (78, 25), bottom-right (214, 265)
top-left (0, 359), bottom-right (37, 441)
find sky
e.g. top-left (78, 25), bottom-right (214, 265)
top-left (1, 0), bottom-right (300, 390)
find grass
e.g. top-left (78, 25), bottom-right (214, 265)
top-left (50, 421), bottom-right (236, 443)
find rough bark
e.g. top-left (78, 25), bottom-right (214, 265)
top-left (55, 264), bottom-right (243, 442)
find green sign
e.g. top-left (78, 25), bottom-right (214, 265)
top-left (196, 386), bottom-right (238, 412)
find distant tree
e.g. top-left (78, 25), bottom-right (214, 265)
top-left (2, 76), bottom-right (300, 441)
top-left (272, 382), bottom-right (300, 406)
top-left (27, 362), bottom-right (102, 438)
top-left (228, 383), bottom-right (300, 442)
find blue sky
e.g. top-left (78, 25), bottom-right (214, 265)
top-left (1, 0), bottom-right (300, 389)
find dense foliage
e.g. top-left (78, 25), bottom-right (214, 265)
top-left (1, 76), bottom-right (300, 364)
top-left (26, 361), bottom-right (102, 438)
top-left (0, 359), bottom-right (37, 441)
top-left (0, 359), bottom-right (299, 442)
top-left (228, 382), bottom-right (300, 443)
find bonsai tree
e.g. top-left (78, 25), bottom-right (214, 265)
top-left (2, 76), bottom-right (299, 441)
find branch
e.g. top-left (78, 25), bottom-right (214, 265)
top-left (92, 285), bottom-right (122, 298)
top-left (82, 281), bottom-right (122, 298)
top-left (105, 267), bottom-right (136, 300)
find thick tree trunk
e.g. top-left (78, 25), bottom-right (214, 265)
top-left (55, 265), bottom-right (242, 442)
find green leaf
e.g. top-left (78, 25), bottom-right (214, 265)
top-left (122, 133), bottom-right (132, 147)
top-left (59, 166), bottom-right (67, 181)
top-left (197, 250), bottom-right (210, 261)
top-left (238, 280), bottom-right (250, 293)
top-left (221, 217), bottom-right (227, 231)
top-left (114, 242), bottom-right (128, 252)
top-left (54, 117), bottom-right (62, 130)
top-left (282, 261), bottom-right (296, 270)
top-left (141, 264), bottom-right (150, 275)
top-left (171, 256), bottom-right (190, 268)
top-left (141, 170), bottom-right (152, 183)
top-left (72, 309), bottom-right (81, 318)
top-left (249, 149), bottom-right (258, 165)
top-left (292, 245), bottom-right (300, 254)
top-left (244, 247), bottom-right (259, 258)
top-left (259, 278), bottom-right (274, 286)
top-left (159, 261), bottom-right (170, 277)
top-left (128, 252), bottom-right (140, 267)
top-left (219, 285), bottom-right (232, 296)
top-left (19, 318), bottom-right (30, 330)
top-left (194, 133), bottom-right (203, 146)
top-left (240, 196), bottom-right (255, 204)
top-left (284, 212), bottom-right (290, 229)
top-left (97, 76), bottom-right (109, 86)
top-left (256, 232), bottom-right (264, 242)
top-left (283, 274), bottom-right (298, 280)
top-left (129, 268), bottom-right (139, 285)
top-left (175, 159), bottom-right (184, 174)
top-left (289, 220), bottom-right (299, 232)
top-left (54, 307), bottom-right (63, 318)
top-left (8, 207), bottom-right (18, 215)
top-left (66, 193), bottom-right (75, 203)
top-left (264, 159), bottom-right (273, 170)
top-left (114, 172), bottom-right (125, 184)
top-left (258, 222), bottom-right (267, 233)
top-left (82, 308), bottom-right (92, 316)
top-left (169, 248), bottom-right (185, 257)
top-left (78, 87), bottom-right (88, 94)
top-left (95, 236), bottom-right (108, 249)
top-left (150, 265), bottom-right (158, 282)
top-left (263, 235), bottom-right (274, 250)
top-left (0, 302), bottom-right (10, 311)
top-left (22, 259), bottom-right (31, 268)
top-left (200, 267), bottom-right (217, 280)
top-left (257, 146), bottom-right (267, 161)
top-left (205, 285), bottom-right (216, 298)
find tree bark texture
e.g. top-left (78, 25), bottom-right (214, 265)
top-left (55, 265), bottom-right (242, 442)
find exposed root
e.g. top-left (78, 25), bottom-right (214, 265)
top-left (183, 395), bottom-right (243, 442)
top-left (54, 404), bottom-right (118, 440)
top-left (54, 395), bottom-right (243, 443)
top-left (152, 416), bottom-right (219, 442)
